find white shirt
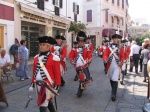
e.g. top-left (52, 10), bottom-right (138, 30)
top-left (0, 54), bottom-right (10, 66)
top-left (130, 44), bottom-right (140, 56)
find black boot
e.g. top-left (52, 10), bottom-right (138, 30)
top-left (61, 76), bottom-right (65, 86)
top-left (76, 84), bottom-right (83, 97)
top-left (39, 106), bottom-right (47, 112)
top-left (120, 71), bottom-right (125, 85)
top-left (48, 101), bottom-right (56, 112)
top-left (111, 81), bottom-right (118, 101)
top-left (110, 80), bottom-right (113, 93)
top-left (74, 74), bottom-right (78, 81)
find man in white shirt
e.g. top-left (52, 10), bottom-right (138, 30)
top-left (0, 48), bottom-right (11, 78)
top-left (129, 41), bottom-right (140, 74)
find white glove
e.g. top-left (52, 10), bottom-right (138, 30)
top-left (29, 86), bottom-right (33, 92)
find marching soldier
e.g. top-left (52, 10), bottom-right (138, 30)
top-left (29, 36), bottom-right (61, 112)
top-left (51, 35), bottom-right (67, 86)
top-left (99, 39), bottom-right (109, 74)
top-left (85, 36), bottom-right (94, 55)
top-left (103, 34), bottom-right (124, 101)
top-left (68, 41), bottom-right (79, 81)
top-left (119, 39), bottom-right (130, 85)
top-left (68, 31), bottom-right (93, 97)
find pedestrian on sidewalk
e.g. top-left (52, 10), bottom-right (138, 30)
top-left (141, 44), bottom-right (150, 82)
top-left (139, 45), bottom-right (144, 72)
top-left (51, 34), bottom-right (67, 87)
top-left (16, 40), bottom-right (30, 81)
top-left (29, 36), bottom-right (61, 112)
top-left (129, 41), bottom-right (140, 74)
top-left (9, 42), bottom-right (20, 69)
top-left (103, 34), bottom-right (124, 101)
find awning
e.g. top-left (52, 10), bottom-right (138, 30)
top-left (102, 29), bottom-right (116, 37)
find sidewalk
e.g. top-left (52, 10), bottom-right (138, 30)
top-left (0, 56), bottom-right (149, 112)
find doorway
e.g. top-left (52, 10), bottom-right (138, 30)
top-left (0, 26), bottom-right (4, 48)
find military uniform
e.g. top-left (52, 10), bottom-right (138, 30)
top-left (51, 35), bottom-right (67, 86)
top-left (103, 34), bottom-right (123, 101)
top-left (29, 36), bottom-right (61, 112)
top-left (69, 31), bottom-right (93, 97)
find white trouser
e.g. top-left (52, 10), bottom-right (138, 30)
top-left (122, 62), bottom-right (126, 71)
top-left (108, 57), bottom-right (120, 81)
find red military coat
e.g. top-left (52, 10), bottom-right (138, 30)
top-left (103, 45), bottom-right (124, 72)
top-left (89, 43), bottom-right (94, 53)
top-left (68, 47), bottom-right (92, 70)
top-left (51, 44), bottom-right (67, 72)
top-left (99, 46), bottom-right (108, 58)
top-left (32, 53), bottom-right (61, 86)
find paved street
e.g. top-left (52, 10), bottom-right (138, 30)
top-left (0, 55), bottom-right (148, 112)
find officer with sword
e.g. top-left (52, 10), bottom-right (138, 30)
top-left (103, 34), bottom-right (124, 101)
top-left (28, 36), bottom-right (61, 112)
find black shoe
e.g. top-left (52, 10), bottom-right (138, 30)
top-left (143, 79), bottom-right (146, 82)
top-left (111, 94), bottom-right (116, 101)
top-left (76, 93), bottom-right (82, 97)
top-left (74, 75), bottom-right (78, 81)
top-left (120, 81), bottom-right (125, 85)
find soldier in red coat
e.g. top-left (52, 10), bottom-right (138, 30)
top-left (68, 31), bottom-right (93, 97)
top-left (103, 34), bottom-right (124, 101)
top-left (68, 41), bottom-right (79, 81)
top-left (99, 39), bottom-right (109, 74)
top-left (85, 36), bottom-right (94, 55)
top-left (51, 35), bottom-right (67, 86)
top-left (29, 36), bottom-right (61, 112)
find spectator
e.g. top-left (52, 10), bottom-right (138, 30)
top-left (129, 41), bottom-right (140, 74)
top-left (141, 44), bottom-right (150, 82)
top-left (139, 46), bottom-right (144, 72)
top-left (16, 40), bottom-right (30, 81)
top-left (0, 48), bottom-right (11, 79)
top-left (9, 43), bottom-right (20, 69)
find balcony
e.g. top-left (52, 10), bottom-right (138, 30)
top-left (109, 24), bottom-right (125, 30)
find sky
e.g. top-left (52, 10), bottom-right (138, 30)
top-left (128, 0), bottom-right (150, 24)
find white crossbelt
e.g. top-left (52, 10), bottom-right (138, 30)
top-left (109, 47), bottom-right (119, 59)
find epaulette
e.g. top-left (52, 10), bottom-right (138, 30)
top-left (34, 54), bottom-right (39, 59)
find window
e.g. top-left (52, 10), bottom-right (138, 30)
top-left (74, 14), bottom-right (77, 22)
top-left (122, 18), bottom-right (124, 26)
top-left (37, 0), bottom-right (44, 10)
top-left (73, 3), bottom-right (79, 14)
top-left (87, 10), bottom-right (92, 22)
top-left (105, 10), bottom-right (108, 22)
top-left (111, 17), bottom-right (114, 23)
top-left (122, 0), bottom-right (124, 9)
top-left (117, 0), bottom-right (120, 6)
top-left (112, 0), bottom-right (114, 4)
top-left (55, 6), bottom-right (59, 16)
top-left (53, 0), bottom-right (63, 8)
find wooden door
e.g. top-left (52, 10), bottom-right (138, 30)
top-left (0, 26), bottom-right (4, 48)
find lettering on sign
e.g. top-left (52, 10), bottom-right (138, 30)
top-left (53, 21), bottom-right (66, 28)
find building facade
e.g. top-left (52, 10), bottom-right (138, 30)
top-left (83, 0), bottom-right (129, 48)
top-left (14, 0), bottom-right (83, 57)
top-left (0, 0), bottom-right (14, 54)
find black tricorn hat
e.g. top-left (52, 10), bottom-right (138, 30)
top-left (73, 41), bottom-right (78, 44)
top-left (112, 34), bottom-right (122, 39)
top-left (76, 31), bottom-right (87, 41)
top-left (38, 36), bottom-right (57, 44)
top-left (121, 39), bottom-right (128, 43)
top-left (55, 35), bottom-right (66, 40)
top-left (103, 39), bottom-right (109, 43)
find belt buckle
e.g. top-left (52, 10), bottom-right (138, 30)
top-left (40, 62), bottom-right (44, 68)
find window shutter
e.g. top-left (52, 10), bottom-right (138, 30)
top-left (59, 0), bottom-right (63, 8)
top-left (55, 6), bottom-right (60, 16)
top-left (53, 0), bottom-right (55, 5)
top-left (87, 10), bottom-right (92, 22)
top-left (73, 2), bottom-right (75, 12)
top-left (117, 0), bottom-right (120, 6)
top-left (122, 0), bottom-right (124, 9)
top-left (77, 5), bottom-right (79, 14)
top-left (74, 14), bottom-right (77, 22)
top-left (105, 10), bottom-right (108, 22)
top-left (37, 0), bottom-right (44, 10)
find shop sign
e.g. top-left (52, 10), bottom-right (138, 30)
top-left (53, 21), bottom-right (66, 28)
top-left (23, 12), bottom-right (51, 24)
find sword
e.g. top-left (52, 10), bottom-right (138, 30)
top-left (24, 93), bottom-right (32, 109)
top-left (35, 80), bottom-right (59, 96)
